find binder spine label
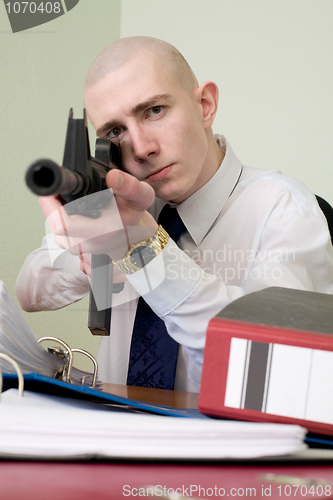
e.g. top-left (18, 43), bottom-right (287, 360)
top-left (243, 341), bottom-right (270, 412)
top-left (224, 337), bottom-right (333, 425)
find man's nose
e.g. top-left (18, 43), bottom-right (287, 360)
top-left (129, 126), bottom-right (159, 162)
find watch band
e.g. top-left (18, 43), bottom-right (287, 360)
top-left (155, 224), bottom-right (169, 249)
top-left (113, 225), bottom-right (169, 275)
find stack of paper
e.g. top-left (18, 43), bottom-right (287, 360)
top-left (0, 281), bottom-right (98, 387)
top-left (0, 389), bottom-right (307, 460)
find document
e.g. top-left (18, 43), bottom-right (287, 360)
top-left (0, 389), bottom-right (307, 460)
top-left (0, 280), bottom-right (98, 387)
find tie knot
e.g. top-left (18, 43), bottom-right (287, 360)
top-left (158, 204), bottom-right (187, 242)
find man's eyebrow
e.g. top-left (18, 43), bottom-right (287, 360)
top-left (131, 93), bottom-right (172, 115)
top-left (96, 120), bottom-right (118, 137)
top-left (96, 94), bottom-right (172, 137)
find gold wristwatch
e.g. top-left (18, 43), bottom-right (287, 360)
top-left (112, 225), bottom-right (169, 275)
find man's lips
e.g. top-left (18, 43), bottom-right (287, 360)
top-left (145, 164), bottom-right (174, 183)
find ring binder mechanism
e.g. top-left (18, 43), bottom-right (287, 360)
top-left (0, 280), bottom-right (101, 389)
top-left (38, 337), bottom-right (74, 383)
top-left (37, 337), bottom-right (98, 388)
top-left (0, 353), bottom-right (24, 399)
top-left (71, 349), bottom-right (98, 389)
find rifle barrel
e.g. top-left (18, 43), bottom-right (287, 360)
top-left (26, 159), bottom-right (85, 197)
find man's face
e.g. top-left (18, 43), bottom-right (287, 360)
top-left (84, 54), bottom-right (213, 203)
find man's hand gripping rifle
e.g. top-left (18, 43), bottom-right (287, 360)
top-left (25, 109), bottom-right (124, 336)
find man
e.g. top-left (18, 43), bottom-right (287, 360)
top-left (16, 37), bottom-right (333, 392)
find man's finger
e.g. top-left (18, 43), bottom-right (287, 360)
top-left (39, 195), bottom-right (63, 219)
top-left (106, 170), bottom-right (155, 211)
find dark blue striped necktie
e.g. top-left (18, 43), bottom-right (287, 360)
top-left (126, 204), bottom-right (187, 389)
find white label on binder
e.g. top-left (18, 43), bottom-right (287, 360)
top-left (265, 345), bottom-right (312, 419)
top-left (224, 338), bottom-right (248, 409)
top-left (225, 337), bottom-right (333, 425)
top-left (305, 349), bottom-right (333, 424)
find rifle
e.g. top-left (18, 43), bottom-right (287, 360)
top-left (25, 108), bottom-right (124, 336)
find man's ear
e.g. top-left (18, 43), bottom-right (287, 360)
top-left (195, 81), bottom-right (219, 129)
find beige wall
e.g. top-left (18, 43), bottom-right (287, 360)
top-left (1, 0), bottom-right (121, 369)
top-left (120, 0), bottom-right (333, 203)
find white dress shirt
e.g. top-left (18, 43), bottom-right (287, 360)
top-left (16, 136), bottom-right (333, 392)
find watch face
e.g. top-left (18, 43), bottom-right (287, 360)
top-left (130, 246), bottom-right (157, 268)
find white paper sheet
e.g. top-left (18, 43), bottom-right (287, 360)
top-left (0, 389), bottom-right (307, 460)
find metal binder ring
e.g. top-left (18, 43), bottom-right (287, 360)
top-left (70, 348), bottom-right (98, 389)
top-left (0, 353), bottom-right (24, 398)
top-left (38, 337), bottom-right (73, 383)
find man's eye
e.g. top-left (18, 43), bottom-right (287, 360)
top-left (107, 127), bottom-right (122, 138)
top-left (147, 106), bottom-right (163, 117)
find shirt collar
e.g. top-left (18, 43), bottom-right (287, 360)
top-left (156, 136), bottom-right (243, 246)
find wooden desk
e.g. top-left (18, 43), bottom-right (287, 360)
top-left (102, 383), bottom-right (199, 409)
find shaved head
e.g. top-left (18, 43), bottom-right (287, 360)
top-left (83, 36), bottom-right (222, 204)
top-left (85, 36), bottom-right (198, 92)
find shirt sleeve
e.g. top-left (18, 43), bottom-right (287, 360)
top-left (15, 234), bottom-right (90, 312)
